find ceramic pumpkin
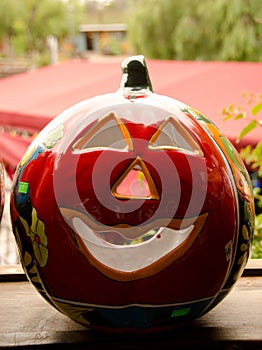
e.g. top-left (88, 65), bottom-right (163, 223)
top-left (10, 56), bottom-right (254, 333)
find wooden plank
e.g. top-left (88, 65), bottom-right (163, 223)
top-left (0, 277), bottom-right (261, 349)
top-left (242, 259), bottom-right (262, 276)
top-left (0, 265), bottom-right (27, 282)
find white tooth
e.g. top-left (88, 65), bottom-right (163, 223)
top-left (72, 217), bottom-right (194, 273)
top-left (72, 217), bottom-right (107, 247)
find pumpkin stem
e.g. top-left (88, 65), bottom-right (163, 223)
top-left (120, 55), bottom-right (153, 97)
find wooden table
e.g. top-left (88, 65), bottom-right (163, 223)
top-left (0, 263), bottom-right (261, 349)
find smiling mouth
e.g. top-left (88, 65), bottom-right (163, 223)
top-left (60, 208), bottom-right (208, 281)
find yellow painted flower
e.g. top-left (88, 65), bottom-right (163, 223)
top-left (19, 207), bottom-right (48, 267)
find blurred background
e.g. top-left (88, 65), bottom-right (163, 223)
top-left (0, 0), bottom-right (261, 75)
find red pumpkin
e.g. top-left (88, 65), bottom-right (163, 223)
top-left (11, 56), bottom-right (254, 333)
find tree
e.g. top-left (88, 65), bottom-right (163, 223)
top-left (128, 0), bottom-right (262, 61)
top-left (19, 0), bottom-right (68, 53)
top-left (0, 0), bottom-right (86, 61)
top-left (84, 0), bottom-right (134, 24)
top-left (0, 0), bottom-right (21, 56)
top-left (128, 0), bottom-right (188, 59)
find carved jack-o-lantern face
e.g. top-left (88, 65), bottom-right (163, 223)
top-left (56, 108), bottom-right (208, 281)
top-left (11, 56), bottom-right (254, 333)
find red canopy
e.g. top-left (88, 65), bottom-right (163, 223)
top-left (0, 58), bottom-right (261, 173)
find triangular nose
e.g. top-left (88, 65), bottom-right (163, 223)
top-left (112, 157), bottom-right (159, 200)
top-left (116, 165), bottom-right (150, 198)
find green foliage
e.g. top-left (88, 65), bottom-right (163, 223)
top-left (0, 0), bottom-right (86, 63)
top-left (85, 0), bottom-right (134, 24)
top-left (222, 93), bottom-right (262, 258)
top-left (0, 0), bottom-right (18, 37)
top-left (2, 0), bottom-right (261, 63)
top-left (128, 0), bottom-right (262, 61)
top-left (252, 214), bottom-right (262, 259)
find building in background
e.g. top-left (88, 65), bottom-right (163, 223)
top-left (78, 23), bottom-right (128, 56)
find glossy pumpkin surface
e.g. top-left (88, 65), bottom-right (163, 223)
top-left (10, 56), bottom-right (254, 333)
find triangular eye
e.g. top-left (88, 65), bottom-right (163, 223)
top-left (73, 112), bottom-right (133, 153)
top-left (149, 116), bottom-right (203, 156)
